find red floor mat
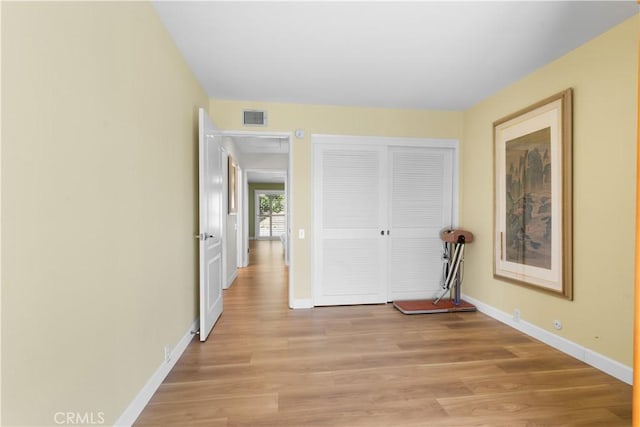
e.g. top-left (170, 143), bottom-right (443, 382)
top-left (393, 299), bottom-right (476, 314)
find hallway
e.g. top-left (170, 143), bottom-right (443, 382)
top-left (135, 241), bottom-right (631, 426)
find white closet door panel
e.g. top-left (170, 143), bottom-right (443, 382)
top-left (390, 149), bottom-right (452, 228)
top-left (318, 238), bottom-right (386, 304)
top-left (314, 142), bottom-right (387, 306)
top-left (323, 149), bottom-right (383, 229)
top-left (389, 147), bottom-right (454, 301)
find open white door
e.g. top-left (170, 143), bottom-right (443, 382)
top-left (197, 108), bottom-right (223, 341)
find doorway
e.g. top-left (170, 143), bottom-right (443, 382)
top-left (223, 131), bottom-right (292, 304)
top-left (255, 190), bottom-right (286, 240)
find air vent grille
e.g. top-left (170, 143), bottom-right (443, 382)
top-left (243, 110), bottom-right (267, 126)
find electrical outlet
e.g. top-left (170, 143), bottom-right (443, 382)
top-left (553, 320), bottom-right (563, 330)
top-left (164, 345), bottom-right (172, 363)
top-left (513, 309), bottom-right (521, 322)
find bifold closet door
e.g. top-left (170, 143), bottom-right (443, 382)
top-left (388, 147), bottom-right (454, 301)
top-left (313, 144), bottom-right (388, 306)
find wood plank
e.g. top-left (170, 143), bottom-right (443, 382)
top-left (134, 240), bottom-right (632, 426)
top-left (136, 393), bottom-right (277, 425)
top-left (461, 367), bottom-right (626, 394)
top-left (437, 385), bottom-right (631, 419)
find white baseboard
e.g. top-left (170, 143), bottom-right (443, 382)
top-left (114, 318), bottom-right (199, 426)
top-left (462, 294), bottom-right (632, 385)
top-left (224, 269), bottom-right (238, 289)
top-left (290, 298), bottom-right (313, 309)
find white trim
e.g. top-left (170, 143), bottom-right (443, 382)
top-left (451, 140), bottom-right (460, 228)
top-left (221, 147), bottom-right (229, 302)
top-left (236, 164), bottom-right (245, 269)
top-left (221, 130), bottom-right (290, 139)
top-left (282, 173), bottom-right (289, 266)
top-left (287, 132), bottom-right (296, 309)
top-left (462, 294), bottom-right (633, 385)
top-left (242, 169), bottom-right (249, 267)
top-left (225, 269), bottom-right (238, 289)
top-left (290, 298), bottom-right (313, 309)
top-left (114, 318), bottom-right (199, 427)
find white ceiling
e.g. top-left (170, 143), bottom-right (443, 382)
top-left (153, 1), bottom-right (637, 111)
top-left (226, 134), bottom-right (289, 183)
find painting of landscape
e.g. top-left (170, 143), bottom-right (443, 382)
top-left (504, 127), bottom-right (552, 269)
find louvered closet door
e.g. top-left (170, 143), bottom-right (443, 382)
top-left (313, 144), bottom-right (387, 305)
top-left (388, 147), bottom-right (454, 301)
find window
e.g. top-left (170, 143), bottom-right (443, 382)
top-left (256, 191), bottom-right (286, 240)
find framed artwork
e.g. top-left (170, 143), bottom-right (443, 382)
top-left (494, 89), bottom-right (573, 299)
top-left (228, 155), bottom-right (237, 214)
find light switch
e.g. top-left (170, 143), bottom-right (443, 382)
top-left (298, 229), bottom-right (305, 239)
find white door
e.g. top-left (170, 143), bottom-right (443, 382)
top-left (313, 143), bottom-right (388, 305)
top-left (388, 147), bottom-right (454, 301)
top-left (198, 108), bottom-right (223, 341)
top-left (313, 135), bottom-right (458, 306)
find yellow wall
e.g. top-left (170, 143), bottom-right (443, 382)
top-left (2, 2), bottom-right (635, 424)
top-left (210, 100), bottom-right (465, 301)
top-left (2, 3), bottom-right (208, 425)
top-left (462, 16), bottom-right (638, 366)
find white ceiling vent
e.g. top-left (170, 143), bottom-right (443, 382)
top-left (243, 110), bottom-right (267, 126)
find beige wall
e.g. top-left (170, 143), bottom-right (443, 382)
top-left (210, 100), bottom-right (465, 301)
top-left (2, 3), bottom-right (208, 425)
top-left (462, 16), bottom-right (638, 366)
top-left (2, 2), bottom-right (635, 424)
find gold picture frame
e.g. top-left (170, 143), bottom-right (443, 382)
top-left (493, 89), bottom-right (573, 299)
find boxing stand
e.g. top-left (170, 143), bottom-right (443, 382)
top-left (393, 229), bottom-right (476, 314)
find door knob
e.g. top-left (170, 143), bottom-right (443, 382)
top-left (194, 233), bottom-right (216, 240)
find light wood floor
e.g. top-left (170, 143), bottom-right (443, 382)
top-left (135, 240), bottom-right (632, 426)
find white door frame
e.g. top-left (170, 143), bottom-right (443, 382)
top-left (236, 164), bottom-right (246, 268)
